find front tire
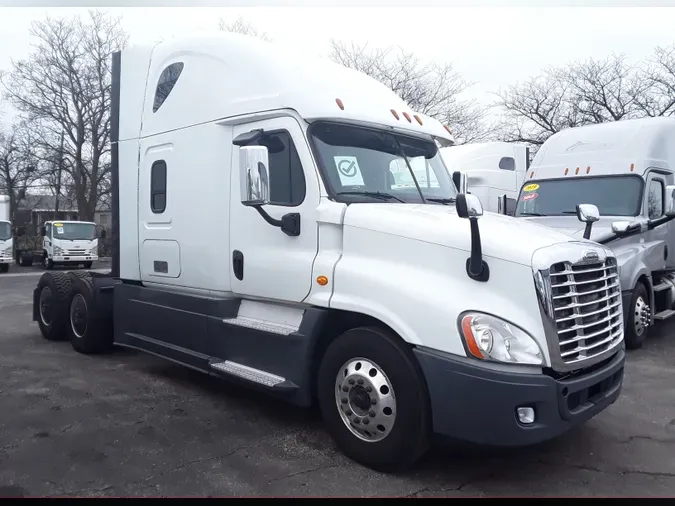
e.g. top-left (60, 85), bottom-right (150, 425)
top-left (317, 326), bottom-right (431, 472)
top-left (67, 275), bottom-right (113, 355)
top-left (0, 264), bottom-right (8, 273)
top-left (43, 253), bottom-right (53, 270)
top-left (625, 282), bottom-right (650, 350)
top-left (82, 261), bottom-right (93, 269)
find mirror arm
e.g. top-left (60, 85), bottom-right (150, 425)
top-left (467, 218), bottom-right (490, 282)
top-left (583, 222), bottom-right (593, 240)
top-left (252, 205), bottom-right (301, 237)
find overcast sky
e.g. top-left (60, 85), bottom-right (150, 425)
top-left (1, 4), bottom-right (675, 124)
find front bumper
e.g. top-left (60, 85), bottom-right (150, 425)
top-left (414, 346), bottom-right (624, 447)
top-left (53, 255), bottom-right (98, 262)
top-left (0, 258), bottom-right (10, 264)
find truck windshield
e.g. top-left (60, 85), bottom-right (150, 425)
top-left (53, 222), bottom-right (96, 241)
top-left (0, 222), bottom-right (10, 240)
top-left (515, 175), bottom-right (643, 217)
top-left (309, 121), bottom-right (457, 204)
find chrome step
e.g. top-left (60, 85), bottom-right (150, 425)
top-left (653, 309), bottom-right (675, 321)
top-left (210, 360), bottom-right (286, 387)
top-left (221, 316), bottom-right (299, 336)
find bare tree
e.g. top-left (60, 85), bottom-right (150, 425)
top-left (494, 52), bottom-right (673, 151)
top-left (636, 44), bottom-right (675, 117)
top-left (218, 16), bottom-right (271, 41)
top-left (0, 10), bottom-right (127, 221)
top-left (0, 122), bottom-right (41, 221)
top-left (329, 40), bottom-right (492, 144)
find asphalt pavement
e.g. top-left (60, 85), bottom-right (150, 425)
top-left (1, 264), bottom-right (674, 497)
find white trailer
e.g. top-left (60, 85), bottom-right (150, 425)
top-left (31, 33), bottom-right (625, 471)
top-left (0, 195), bottom-right (11, 273)
top-left (509, 117), bottom-right (675, 349)
top-left (440, 141), bottom-right (530, 215)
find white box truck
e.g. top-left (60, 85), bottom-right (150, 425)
top-left (440, 141), bottom-right (530, 215)
top-left (509, 117), bottom-right (675, 349)
top-left (14, 220), bottom-right (103, 269)
top-left (31, 33), bottom-right (625, 471)
top-left (0, 195), bottom-right (12, 273)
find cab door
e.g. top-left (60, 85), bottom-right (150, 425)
top-left (644, 170), bottom-right (669, 270)
top-left (229, 116), bottom-right (320, 303)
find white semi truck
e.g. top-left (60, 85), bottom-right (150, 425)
top-left (440, 141), bottom-right (530, 215)
top-left (510, 117), bottom-right (675, 349)
top-left (31, 33), bottom-right (626, 472)
top-left (0, 194), bottom-right (12, 273)
top-left (15, 220), bottom-right (102, 269)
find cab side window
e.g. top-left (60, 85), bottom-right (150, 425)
top-left (250, 131), bottom-right (306, 207)
top-left (648, 179), bottom-right (664, 219)
top-left (45, 223), bottom-right (51, 238)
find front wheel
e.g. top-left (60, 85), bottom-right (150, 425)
top-left (43, 254), bottom-right (53, 270)
top-left (317, 326), bottom-right (431, 472)
top-left (82, 261), bottom-right (93, 269)
top-left (625, 282), bottom-right (650, 350)
top-left (0, 264), bottom-right (8, 273)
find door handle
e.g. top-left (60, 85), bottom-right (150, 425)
top-left (232, 250), bottom-right (244, 281)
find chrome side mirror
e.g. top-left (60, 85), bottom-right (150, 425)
top-left (665, 185), bottom-right (675, 217)
top-left (239, 145), bottom-right (270, 206)
top-left (452, 170), bottom-right (468, 194)
top-left (456, 193), bottom-right (483, 219)
top-left (576, 203), bottom-right (600, 223)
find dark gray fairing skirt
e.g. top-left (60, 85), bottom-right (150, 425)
top-left (414, 347), bottom-right (624, 446)
top-left (112, 282), bottom-right (328, 406)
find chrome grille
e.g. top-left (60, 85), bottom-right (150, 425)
top-left (549, 257), bottom-right (623, 365)
top-left (65, 249), bottom-right (87, 256)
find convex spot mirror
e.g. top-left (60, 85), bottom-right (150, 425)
top-left (456, 193), bottom-right (484, 219)
top-left (576, 203), bottom-right (600, 223)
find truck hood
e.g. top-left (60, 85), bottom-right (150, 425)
top-left (519, 216), bottom-right (620, 243)
top-left (342, 204), bottom-right (582, 267)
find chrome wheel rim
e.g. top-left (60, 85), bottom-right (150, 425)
top-left (634, 296), bottom-right (650, 336)
top-left (334, 358), bottom-right (396, 443)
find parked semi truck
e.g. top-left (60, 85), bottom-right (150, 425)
top-left (440, 141), bottom-right (530, 215)
top-left (509, 117), bottom-right (675, 349)
top-left (15, 220), bottom-right (102, 269)
top-left (31, 33), bottom-right (625, 471)
top-left (0, 195), bottom-right (12, 273)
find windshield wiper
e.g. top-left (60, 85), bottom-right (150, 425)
top-left (518, 212), bottom-right (546, 216)
top-left (426, 198), bottom-right (456, 205)
top-left (561, 210), bottom-right (579, 215)
top-left (336, 191), bottom-right (405, 203)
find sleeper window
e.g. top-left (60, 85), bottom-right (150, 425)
top-left (151, 161), bottom-right (167, 214)
top-left (153, 62), bottom-right (184, 113)
top-left (250, 131), bottom-right (306, 206)
top-left (648, 179), bottom-right (664, 219)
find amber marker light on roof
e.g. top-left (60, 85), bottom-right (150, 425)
top-left (391, 109), bottom-right (400, 120)
top-left (335, 98), bottom-right (344, 110)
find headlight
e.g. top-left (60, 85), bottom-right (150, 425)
top-left (3, 247), bottom-right (11, 255)
top-left (459, 312), bottom-right (544, 366)
top-left (54, 246), bottom-right (63, 255)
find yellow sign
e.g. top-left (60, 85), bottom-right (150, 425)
top-left (523, 184), bottom-right (539, 192)
top-left (53, 222), bottom-right (63, 227)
